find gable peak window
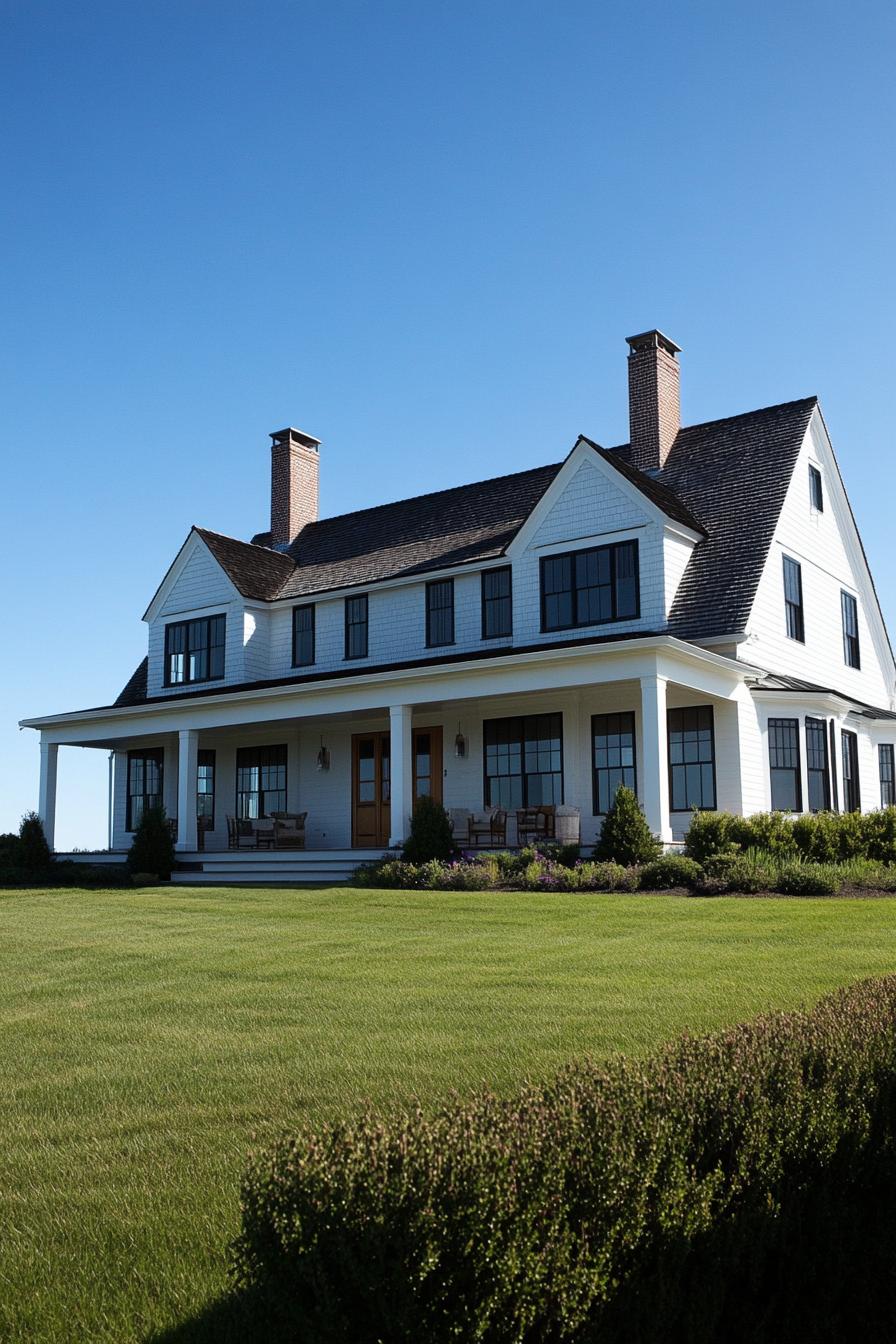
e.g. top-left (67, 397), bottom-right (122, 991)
top-left (345, 594), bottom-right (368, 660)
top-left (164, 614), bottom-right (225, 687)
top-left (841, 591), bottom-right (860, 669)
top-left (782, 556), bottom-right (804, 643)
top-left (426, 578), bottom-right (455, 647)
top-left (541, 539), bottom-right (639, 633)
top-left (481, 566), bottom-right (512, 639)
top-left (292, 604), bottom-right (315, 667)
top-left (809, 464), bottom-right (824, 512)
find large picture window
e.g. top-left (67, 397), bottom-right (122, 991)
top-left (805, 717), bottom-right (831, 813)
top-left (236, 745), bottom-right (287, 819)
top-left (426, 578), bottom-right (455, 647)
top-left (540, 540), bottom-right (639, 632)
top-left (484, 713), bottom-right (563, 810)
top-left (345, 594), bottom-right (368, 660)
top-left (768, 718), bottom-right (802, 812)
top-left (841, 730), bottom-right (860, 813)
top-left (668, 706), bottom-right (716, 811)
top-left (292, 605), bottom-right (315, 667)
top-left (880, 744), bottom-right (895, 808)
top-left (592, 712), bottom-right (636, 814)
top-left (782, 556), bottom-right (804, 642)
top-left (481, 566), bottom-right (512, 639)
top-left (126, 748), bottom-right (164, 831)
top-left (841, 591), bottom-right (861, 669)
top-left (164, 614), bottom-right (226, 686)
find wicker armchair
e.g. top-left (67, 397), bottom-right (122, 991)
top-left (226, 815), bottom-right (257, 849)
top-left (271, 811), bottom-right (307, 849)
top-left (515, 806), bottom-right (556, 847)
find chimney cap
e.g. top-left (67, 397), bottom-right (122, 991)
top-left (269, 426), bottom-right (321, 450)
top-left (625, 329), bottom-right (681, 357)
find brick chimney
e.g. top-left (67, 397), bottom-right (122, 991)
top-left (625, 330), bottom-right (681, 472)
top-left (269, 427), bottom-right (321, 548)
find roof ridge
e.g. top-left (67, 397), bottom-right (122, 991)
top-left (195, 524), bottom-right (286, 556)
top-left (675, 395), bottom-right (818, 438)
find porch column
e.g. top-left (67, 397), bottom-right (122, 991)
top-left (38, 740), bottom-right (59, 852)
top-left (640, 674), bottom-right (672, 845)
top-left (389, 705), bottom-right (414, 847)
top-left (176, 729), bottom-right (199, 851)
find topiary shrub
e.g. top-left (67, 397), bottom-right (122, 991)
top-left (403, 796), bottom-right (454, 864)
top-left (594, 786), bottom-right (660, 866)
top-left (18, 812), bottom-right (51, 872)
top-left (639, 855), bottom-right (703, 890)
top-left (683, 811), bottom-right (739, 863)
top-left (775, 862), bottom-right (843, 896)
top-left (126, 806), bottom-right (175, 882)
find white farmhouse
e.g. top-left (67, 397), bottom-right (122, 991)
top-left (21, 332), bottom-right (896, 880)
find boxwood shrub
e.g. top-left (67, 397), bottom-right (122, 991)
top-left (638, 854), bottom-right (702, 890)
top-left (232, 976), bottom-right (896, 1343)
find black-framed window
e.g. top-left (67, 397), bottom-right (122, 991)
top-left (481, 566), bottom-right (512, 639)
top-left (768, 718), bottom-right (802, 812)
top-left (484, 713), bottom-right (563, 810)
top-left (592, 712), bottom-right (636, 815)
top-left (236, 744), bottom-right (287, 819)
top-left (841, 591), bottom-right (860, 669)
top-left (668, 706), bottom-right (716, 811)
top-left (426, 578), bottom-right (455, 647)
top-left (841, 730), bottom-right (860, 813)
top-left (540, 540), bottom-right (639, 632)
top-left (805, 717), bottom-right (831, 813)
top-left (345, 594), bottom-right (368, 659)
top-left (126, 748), bottom-right (163, 831)
top-left (809, 464), bottom-right (824, 512)
top-left (829, 720), bottom-right (840, 812)
top-left (880, 744), bottom-right (895, 808)
top-left (197, 749), bottom-right (215, 825)
top-left (164, 614), bottom-right (226, 686)
top-left (783, 556), bottom-right (804, 642)
top-left (292, 605), bottom-right (315, 667)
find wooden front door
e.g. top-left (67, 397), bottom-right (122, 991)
top-left (413, 727), bottom-right (443, 806)
top-left (352, 732), bottom-right (391, 847)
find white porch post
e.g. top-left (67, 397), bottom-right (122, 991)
top-left (640, 674), bottom-right (672, 844)
top-left (38, 740), bottom-right (59, 852)
top-left (389, 704), bottom-right (414, 848)
top-left (176, 729), bottom-right (199, 851)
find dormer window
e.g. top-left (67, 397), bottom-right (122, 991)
top-left (540, 540), bottom-right (639, 633)
top-left (164, 614), bottom-right (225, 686)
top-left (809, 464), bottom-right (824, 512)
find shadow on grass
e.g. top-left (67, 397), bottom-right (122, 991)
top-left (148, 1286), bottom-right (315, 1344)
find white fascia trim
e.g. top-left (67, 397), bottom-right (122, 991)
top-left (695, 632), bottom-right (749, 647)
top-left (20, 635), bottom-right (757, 732)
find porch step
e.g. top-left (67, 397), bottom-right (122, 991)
top-left (171, 848), bottom-right (386, 886)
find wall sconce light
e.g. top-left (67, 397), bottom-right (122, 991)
top-left (316, 737), bottom-right (331, 771)
top-left (454, 722), bottom-right (467, 759)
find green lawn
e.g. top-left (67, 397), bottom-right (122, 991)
top-left (1, 886), bottom-right (895, 1343)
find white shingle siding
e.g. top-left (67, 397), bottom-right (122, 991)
top-left (147, 539), bottom-right (246, 695)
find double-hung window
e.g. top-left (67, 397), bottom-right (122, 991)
top-left (481, 566), bottom-right (512, 639)
top-left (880, 744), bottom-right (895, 808)
top-left (592, 712), bottom-right (636, 814)
top-left (292, 605), bottom-right (315, 667)
top-left (426, 579), bottom-right (455, 647)
top-left (841, 591), bottom-right (860, 669)
top-left (540, 540), bottom-right (639, 632)
top-left (805, 717), bottom-right (831, 812)
top-left (483, 713), bottom-right (563, 809)
top-left (197, 749), bottom-right (216, 826)
top-left (768, 718), bottom-right (802, 811)
top-left (235, 745), bottom-right (287, 819)
top-left (782, 556), bottom-right (804, 642)
top-left (809, 464), bottom-right (824, 512)
top-left (841, 730), bottom-right (861, 813)
top-left (345, 594), bottom-right (368, 659)
top-left (126, 748), bottom-right (164, 831)
top-left (668, 706), bottom-right (716, 811)
top-left (164, 614), bottom-right (226, 686)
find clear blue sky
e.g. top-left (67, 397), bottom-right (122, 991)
top-left (2, 0), bottom-right (895, 847)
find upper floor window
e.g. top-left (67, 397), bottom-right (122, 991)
top-left (481, 566), bottom-right (512, 639)
top-left (768, 718), bottom-right (801, 812)
top-left (841, 591), bottom-right (861, 669)
top-left (805, 716), bottom-right (831, 813)
top-left (292, 604), bottom-right (315, 667)
top-left (426, 578), bottom-right (455, 647)
top-left (668, 706), bottom-right (716, 811)
top-left (880, 744), bottom-right (895, 808)
top-left (164, 614), bottom-right (225, 687)
top-left (782, 556), bottom-right (804, 642)
top-left (345, 594), bottom-right (368, 660)
top-left (540, 540), bottom-right (639, 633)
top-left (809, 464), bottom-right (824, 512)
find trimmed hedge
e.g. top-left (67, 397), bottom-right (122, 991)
top-left (685, 807), bottom-right (896, 865)
top-left (232, 976), bottom-right (896, 1343)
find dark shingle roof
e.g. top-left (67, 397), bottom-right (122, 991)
top-left (115, 656), bottom-right (148, 707)
top-left (195, 527), bottom-right (294, 601)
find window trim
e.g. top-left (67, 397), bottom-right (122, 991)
top-left (481, 565), bottom-right (513, 640)
top-left (425, 578), bottom-right (455, 648)
top-left (539, 539), bottom-right (640, 634)
top-left (768, 717), bottom-right (802, 812)
top-left (482, 712), bottom-right (565, 810)
top-left (163, 613), bottom-right (226, 687)
top-left (291, 604), bottom-right (315, 668)
top-left (880, 743), bottom-right (895, 808)
top-left (344, 593), bottom-right (369, 660)
top-left (667, 705), bottom-right (717, 812)
top-left (782, 555), bottom-right (805, 643)
top-left (841, 590), bottom-right (861, 669)
top-left (805, 716), bottom-right (831, 813)
top-left (591, 711), bottom-right (637, 815)
top-left (126, 747), bottom-right (164, 832)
